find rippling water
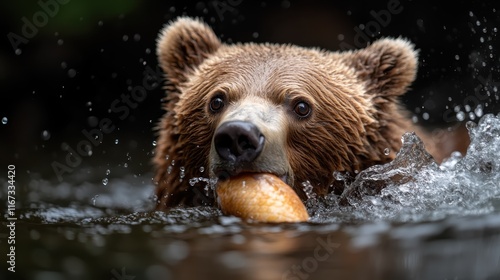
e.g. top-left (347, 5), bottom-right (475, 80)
top-left (2, 114), bottom-right (500, 280)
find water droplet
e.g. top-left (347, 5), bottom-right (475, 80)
top-left (171, 160), bottom-right (175, 166)
top-left (422, 112), bottom-right (429, 120)
top-left (199, 166), bottom-right (205, 173)
top-left (252, 32), bottom-right (259, 38)
top-left (474, 106), bottom-right (484, 117)
top-left (102, 178), bottom-right (108, 186)
top-left (333, 171), bottom-right (345, 181)
top-left (92, 195), bottom-right (99, 206)
top-left (57, 39), bottom-right (64, 45)
top-left (105, 169), bottom-right (110, 175)
top-left (41, 130), bottom-right (51, 140)
top-left (15, 49), bottom-right (22, 55)
top-left (2, 117), bottom-right (8, 124)
top-left (189, 177), bottom-right (199, 186)
top-left (180, 166), bottom-right (185, 179)
top-left (167, 165), bottom-right (173, 174)
top-left (456, 111), bottom-right (466, 121)
top-left (122, 35), bottom-right (129, 41)
top-left (124, 163), bottom-right (128, 168)
top-left (384, 148), bottom-right (390, 155)
top-left (68, 68), bottom-right (77, 78)
top-left (152, 141), bottom-right (157, 146)
top-left (165, 154), bottom-right (169, 160)
top-left (133, 34), bottom-right (141, 41)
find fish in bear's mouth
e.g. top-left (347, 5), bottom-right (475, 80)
top-left (215, 172), bottom-right (310, 223)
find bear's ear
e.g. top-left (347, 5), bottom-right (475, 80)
top-left (343, 38), bottom-right (418, 97)
top-left (156, 17), bottom-right (221, 85)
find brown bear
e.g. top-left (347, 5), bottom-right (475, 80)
top-left (153, 17), bottom-right (456, 209)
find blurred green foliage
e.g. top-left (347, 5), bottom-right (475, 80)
top-left (4, 0), bottom-right (141, 34)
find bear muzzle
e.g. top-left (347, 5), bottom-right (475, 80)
top-left (212, 120), bottom-right (290, 182)
top-left (208, 101), bottom-right (293, 186)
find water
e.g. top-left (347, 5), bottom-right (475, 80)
top-left (311, 113), bottom-right (500, 223)
top-left (2, 114), bottom-right (500, 280)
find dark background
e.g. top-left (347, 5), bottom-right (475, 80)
top-left (1, 0), bottom-right (499, 183)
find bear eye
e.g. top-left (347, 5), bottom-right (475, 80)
top-left (209, 96), bottom-right (225, 113)
top-left (293, 101), bottom-right (311, 118)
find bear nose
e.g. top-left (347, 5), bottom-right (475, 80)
top-left (214, 121), bottom-right (265, 163)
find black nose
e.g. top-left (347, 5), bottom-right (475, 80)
top-left (214, 121), bottom-right (265, 163)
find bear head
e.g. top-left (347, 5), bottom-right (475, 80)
top-left (154, 17), bottom-right (418, 208)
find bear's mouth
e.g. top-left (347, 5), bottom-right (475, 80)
top-left (215, 168), bottom-right (290, 186)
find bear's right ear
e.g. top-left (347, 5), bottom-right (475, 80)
top-left (156, 17), bottom-right (221, 85)
top-left (341, 38), bottom-right (418, 98)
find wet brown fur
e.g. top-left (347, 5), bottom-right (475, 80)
top-left (153, 17), bottom-right (453, 209)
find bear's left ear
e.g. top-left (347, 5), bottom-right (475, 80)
top-left (343, 38), bottom-right (418, 97)
top-left (156, 17), bottom-right (221, 86)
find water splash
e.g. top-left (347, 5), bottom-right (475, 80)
top-left (301, 181), bottom-right (317, 200)
top-left (311, 113), bottom-right (500, 223)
